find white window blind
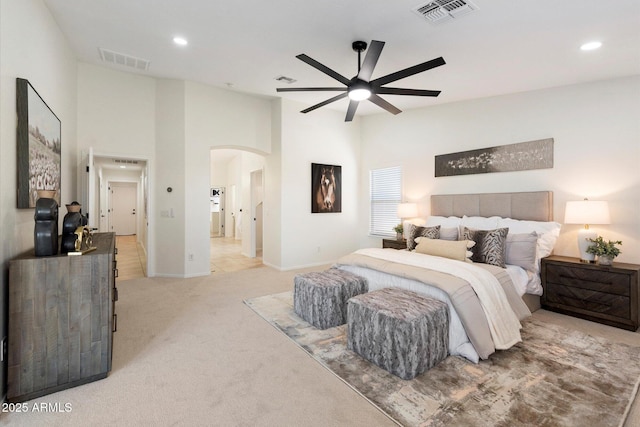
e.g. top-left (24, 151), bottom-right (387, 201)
top-left (370, 166), bottom-right (402, 237)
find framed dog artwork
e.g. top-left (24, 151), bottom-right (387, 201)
top-left (311, 163), bottom-right (341, 213)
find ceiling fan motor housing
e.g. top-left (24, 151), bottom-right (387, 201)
top-left (352, 41), bottom-right (368, 53)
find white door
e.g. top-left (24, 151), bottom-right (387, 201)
top-left (249, 169), bottom-right (263, 258)
top-left (110, 183), bottom-right (137, 235)
top-left (79, 147), bottom-right (96, 228)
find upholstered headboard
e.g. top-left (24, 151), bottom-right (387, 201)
top-left (431, 191), bottom-right (553, 221)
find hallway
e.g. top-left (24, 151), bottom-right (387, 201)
top-left (114, 235), bottom-right (262, 280)
top-left (115, 235), bottom-right (147, 281)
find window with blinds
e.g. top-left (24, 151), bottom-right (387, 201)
top-left (369, 166), bottom-right (402, 237)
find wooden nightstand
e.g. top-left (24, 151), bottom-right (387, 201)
top-left (541, 255), bottom-right (640, 331)
top-left (382, 238), bottom-right (407, 250)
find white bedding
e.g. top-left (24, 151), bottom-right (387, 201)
top-left (338, 248), bottom-right (530, 363)
top-left (505, 265), bottom-right (543, 296)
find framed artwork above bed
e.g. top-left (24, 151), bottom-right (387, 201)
top-left (435, 138), bottom-right (553, 177)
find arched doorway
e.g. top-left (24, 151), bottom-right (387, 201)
top-left (209, 148), bottom-right (265, 272)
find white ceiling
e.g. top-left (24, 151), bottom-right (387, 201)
top-left (43, 0), bottom-right (640, 118)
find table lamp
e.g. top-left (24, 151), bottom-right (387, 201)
top-left (396, 203), bottom-right (418, 239)
top-left (564, 199), bottom-right (610, 263)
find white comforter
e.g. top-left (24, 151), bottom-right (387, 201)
top-left (338, 248), bottom-right (525, 362)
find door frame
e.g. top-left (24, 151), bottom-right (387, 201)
top-left (83, 150), bottom-right (154, 276)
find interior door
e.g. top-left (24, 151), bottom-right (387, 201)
top-left (109, 183), bottom-right (137, 235)
top-left (79, 147), bottom-right (96, 228)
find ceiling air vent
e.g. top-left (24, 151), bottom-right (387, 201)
top-left (114, 159), bottom-right (139, 165)
top-left (274, 75), bottom-right (297, 84)
top-left (412, 0), bottom-right (478, 24)
top-left (99, 48), bottom-right (150, 71)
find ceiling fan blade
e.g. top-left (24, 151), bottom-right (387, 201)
top-left (376, 87), bottom-right (441, 97)
top-left (368, 94), bottom-right (402, 115)
top-left (300, 92), bottom-right (348, 114)
top-left (296, 54), bottom-right (351, 86)
top-left (371, 57), bottom-right (446, 87)
top-left (277, 87), bottom-right (347, 92)
top-left (345, 100), bottom-right (359, 122)
top-left (357, 40), bottom-right (385, 82)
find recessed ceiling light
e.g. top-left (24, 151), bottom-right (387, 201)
top-left (580, 41), bottom-right (602, 51)
top-left (173, 37), bottom-right (188, 46)
top-left (119, 165), bottom-right (126, 169)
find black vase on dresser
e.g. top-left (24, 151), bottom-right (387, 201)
top-left (34, 196), bottom-right (59, 256)
top-left (60, 201), bottom-right (86, 253)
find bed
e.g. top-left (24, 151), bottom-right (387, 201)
top-left (335, 191), bottom-right (560, 363)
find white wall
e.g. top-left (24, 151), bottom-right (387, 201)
top-left (359, 76), bottom-right (640, 263)
top-left (154, 79), bottom-right (186, 277)
top-left (263, 100), bottom-right (283, 267)
top-left (77, 69), bottom-right (274, 277)
top-left (183, 81), bottom-right (272, 277)
top-left (77, 63), bottom-right (156, 156)
top-left (76, 63), bottom-right (156, 270)
top-left (0, 0), bottom-right (78, 399)
top-left (275, 98), bottom-right (362, 269)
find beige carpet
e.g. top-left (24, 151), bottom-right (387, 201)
top-left (246, 291), bottom-right (640, 427)
top-left (2, 265), bottom-right (640, 426)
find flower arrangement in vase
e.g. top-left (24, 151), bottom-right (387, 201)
top-left (393, 224), bottom-right (404, 240)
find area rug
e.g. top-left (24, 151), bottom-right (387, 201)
top-left (245, 291), bottom-right (640, 427)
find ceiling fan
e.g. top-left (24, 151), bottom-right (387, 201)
top-left (276, 40), bottom-right (445, 122)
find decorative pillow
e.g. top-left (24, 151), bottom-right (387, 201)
top-left (425, 215), bottom-right (462, 228)
top-left (407, 224), bottom-right (440, 250)
top-left (461, 215), bottom-right (501, 230)
top-left (505, 232), bottom-right (538, 272)
top-left (462, 227), bottom-right (509, 267)
top-left (459, 216), bottom-right (501, 240)
top-left (439, 227), bottom-right (459, 241)
top-left (497, 218), bottom-right (561, 259)
top-left (415, 238), bottom-right (475, 262)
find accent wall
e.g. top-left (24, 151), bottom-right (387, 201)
top-left (359, 76), bottom-right (640, 264)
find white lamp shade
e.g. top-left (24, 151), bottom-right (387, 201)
top-left (397, 202), bottom-right (418, 219)
top-left (564, 200), bottom-right (610, 225)
top-left (565, 200), bottom-right (610, 263)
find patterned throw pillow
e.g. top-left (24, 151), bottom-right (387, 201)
top-left (407, 224), bottom-right (440, 250)
top-left (462, 227), bottom-right (509, 267)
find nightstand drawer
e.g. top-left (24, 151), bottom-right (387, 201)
top-left (382, 239), bottom-right (407, 250)
top-left (546, 264), bottom-right (630, 296)
top-left (544, 282), bottom-right (630, 319)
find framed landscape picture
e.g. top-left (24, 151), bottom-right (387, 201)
top-left (16, 78), bottom-right (61, 208)
top-left (435, 138), bottom-right (553, 177)
top-left (311, 163), bottom-right (342, 213)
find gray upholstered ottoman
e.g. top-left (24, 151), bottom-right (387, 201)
top-left (347, 287), bottom-right (449, 380)
top-left (293, 269), bottom-right (367, 329)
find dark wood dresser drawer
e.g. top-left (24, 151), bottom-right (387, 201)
top-left (546, 264), bottom-right (631, 296)
top-left (544, 282), bottom-right (630, 319)
top-left (541, 256), bottom-right (640, 331)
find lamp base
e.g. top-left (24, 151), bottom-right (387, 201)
top-left (577, 228), bottom-right (597, 263)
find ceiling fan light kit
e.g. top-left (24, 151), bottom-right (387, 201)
top-left (348, 83), bottom-right (372, 101)
top-left (276, 40), bottom-right (445, 122)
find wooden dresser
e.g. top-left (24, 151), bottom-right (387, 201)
top-left (541, 255), bottom-right (640, 331)
top-left (8, 232), bottom-right (118, 402)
